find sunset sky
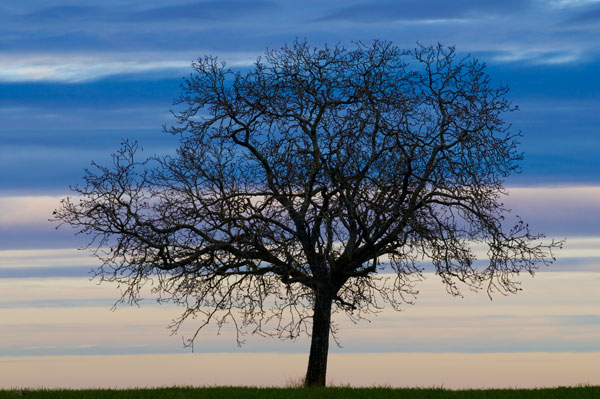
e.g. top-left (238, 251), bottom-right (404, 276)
top-left (1, 0), bottom-right (599, 388)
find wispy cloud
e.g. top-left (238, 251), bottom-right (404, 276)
top-left (131, 1), bottom-right (275, 22)
top-left (0, 196), bottom-right (64, 227)
top-left (492, 49), bottom-right (583, 64)
top-left (4, 186), bottom-right (599, 250)
top-left (504, 186), bottom-right (600, 235)
top-left (0, 248), bottom-right (97, 268)
top-left (1, 0), bottom-right (599, 85)
top-left (0, 60), bottom-right (187, 83)
top-left (0, 56), bottom-right (189, 83)
top-left (18, 1), bottom-right (275, 24)
top-left (314, 0), bottom-right (530, 23)
top-left (0, 53), bottom-right (256, 83)
top-left (1, 273), bottom-right (598, 359)
top-left (549, 0), bottom-right (600, 8)
top-left (566, 4), bottom-right (600, 22)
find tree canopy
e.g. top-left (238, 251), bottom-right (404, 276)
top-left (54, 40), bottom-right (560, 386)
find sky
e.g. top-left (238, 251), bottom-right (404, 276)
top-left (1, 0), bottom-right (600, 388)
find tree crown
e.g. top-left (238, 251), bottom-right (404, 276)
top-left (54, 40), bottom-right (559, 347)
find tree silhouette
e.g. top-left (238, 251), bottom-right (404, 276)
top-left (54, 40), bottom-right (560, 387)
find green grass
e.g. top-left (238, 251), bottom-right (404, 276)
top-left (1, 386), bottom-right (599, 399)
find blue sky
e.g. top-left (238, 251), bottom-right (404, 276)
top-left (0, 1), bottom-right (599, 382)
top-left (2, 0), bottom-right (600, 249)
top-left (1, 0), bottom-right (600, 195)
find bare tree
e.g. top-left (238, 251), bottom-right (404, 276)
top-left (54, 40), bottom-right (560, 387)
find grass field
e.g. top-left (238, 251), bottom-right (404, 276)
top-left (1, 386), bottom-right (599, 398)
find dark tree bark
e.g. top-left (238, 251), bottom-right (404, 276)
top-left (53, 40), bottom-right (561, 387)
top-left (305, 291), bottom-right (333, 386)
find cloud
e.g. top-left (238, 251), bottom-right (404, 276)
top-left (504, 186), bottom-right (600, 236)
top-left (550, 0), bottom-right (600, 8)
top-left (315, 0), bottom-right (531, 23)
top-left (0, 248), bottom-right (98, 268)
top-left (1, 1), bottom-right (599, 85)
top-left (1, 1), bottom-right (599, 61)
top-left (1, 272), bottom-right (599, 362)
top-left (0, 196), bottom-right (91, 249)
top-left (567, 4), bottom-right (600, 22)
top-left (1, 186), bottom-right (599, 251)
top-left (0, 266), bottom-right (93, 279)
top-left (0, 53), bottom-right (255, 83)
top-left (491, 49), bottom-right (583, 65)
top-left (0, 196), bottom-right (64, 227)
top-left (20, 1), bottom-right (275, 24)
top-left (0, 57), bottom-right (189, 83)
top-left (132, 1), bottom-right (275, 22)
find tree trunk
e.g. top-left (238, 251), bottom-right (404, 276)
top-left (304, 291), bottom-right (333, 387)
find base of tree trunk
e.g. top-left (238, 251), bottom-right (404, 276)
top-left (304, 293), bottom-right (332, 387)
